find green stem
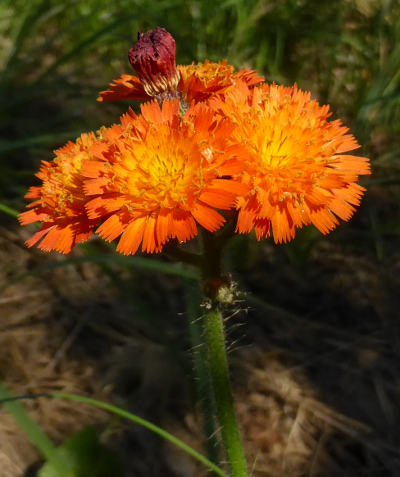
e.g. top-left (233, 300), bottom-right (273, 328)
top-left (185, 283), bottom-right (220, 470)
top-left (203, 307), bottom-right (248, 477)
top-left (200, 227), bottom-right (249, 477)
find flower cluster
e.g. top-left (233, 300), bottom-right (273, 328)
top-left (20, 27), bottom-right (370, 254)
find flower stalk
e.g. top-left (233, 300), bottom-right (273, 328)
top-left (202, 307), bottom-right (248, 477)
top-left (200, 228), bottom-right (249, 477)
top-left (185, 283), bottom-right (220, 470)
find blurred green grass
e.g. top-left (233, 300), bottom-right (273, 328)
top-left (1, 0), bottom-right (399, 227)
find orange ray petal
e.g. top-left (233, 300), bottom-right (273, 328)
top-left (141, 216), bottom-right (158, 253)
top-left (270, 208), bottom-right (295, 244)
top-left (96, 214), bottom-right (126, 241)
top-left (84, 178), bottom-right (109, 195)
top-left (254, 218), bottom-right (271, 240)
top-left (19, 209), bottom-right (49, 226)
top-left (38, 225), bottom-right (74, 254)
top-left (199, 189), bottom-right (236, 209)
top-left (97, 74), bottom-right (149, 102)
top-left (54, 225), bottom-right (76, 254)
top-left (331, 155), bottom-right (371, 174)
top-left (116, 217), bottom-right (147, 255)
top-left (192, 202), bottom-right (225, 232)
top-left (25, 186), bottom-right (41, 199)
top-left (25, 225), bottom-right (54, 248)
top-left (171, 210), bottom-right (197, 243)
top-left (75, 227), bottom-right (94, 244)
top-left (310, 208), bottom-right (339, 234)
top-left (233, 69), bottom-right (264, 87)
top-left (156, 210), bottom-right (172, 246)
top-left (328, 197), bottom-right (355, 221)
top-left (86, 196), bottom-right (127, 218)
top-left (82, 161), bottom-right (108, 178)
top-left (236, 208), bottom-right (256, 234)
top-left (208, 179), bottom-right (249, 195)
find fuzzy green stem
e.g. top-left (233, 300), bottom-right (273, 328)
top-left (185, 283), bottom-right (220, 470)
top-left (203, 307), bottom-right (248, 477)
top-left (200, 225), bottom-right (248, 477)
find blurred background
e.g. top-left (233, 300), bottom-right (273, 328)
top-left (0, 0), bottom-right (399, 476)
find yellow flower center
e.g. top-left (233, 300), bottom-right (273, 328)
top-left (120, 127), bottom-right (204, 210)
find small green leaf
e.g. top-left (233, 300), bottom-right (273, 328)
top-left (38, 427), bottom-right (123, 477)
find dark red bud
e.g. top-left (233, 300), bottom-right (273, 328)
top-left (128, 27), bottom-right (180, 98)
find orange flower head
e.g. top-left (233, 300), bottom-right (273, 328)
top-left (98, 61), bottom-right (263, 104)
top-left (178, 60), bottom-right (264, 103)
top-left (98, 27), bottom-right (264, 104)
top-left (210, 82), bottom-right (371, 243)
top-left (83, 100), bottom-right (249, 255)
top-left (19, 133), bottom-right (101, 253)
top-left (128, 27), bottom-right (180, 100)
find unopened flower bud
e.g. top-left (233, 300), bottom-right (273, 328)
top-left (128, 27), bottom-right (180, 100)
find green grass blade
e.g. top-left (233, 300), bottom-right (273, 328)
top-left (0, 203), bottom-right (19, 218)
top-left (33, 13), bottom-right (137, 83)
top-left (0, 131), bottom-right (84, 153)
top-left (32, 254), bottom-right (200, 280)
top-left (1, 253), bottom-right (200, 294)
top-left (51, 392), bottom-right (227, 477)
top-left (0, 382), bottom-right (64, 472)
top-left (2, 0), bottom-right (51, 71)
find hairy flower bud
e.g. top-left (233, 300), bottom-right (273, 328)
top-left (128, 27), bottom-right (180, 100)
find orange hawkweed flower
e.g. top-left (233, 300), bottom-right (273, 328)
top-left (98, 27), bottom-right (263, 104)
top-left (83, 99), bottom-right (248, 255)
top-left (178, 61), bottom-right (263, 104)
top-left (19, 133), bottom-right (100, 253)
top-left (210, 82), bottom-right (371, 243)
top-left (98, 60), bottom-right (263, 105)
top-left (20, 25), bottom-right (371, 256)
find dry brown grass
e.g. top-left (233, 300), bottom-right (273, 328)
top-left (0, 212), bottom-right (399, 476)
